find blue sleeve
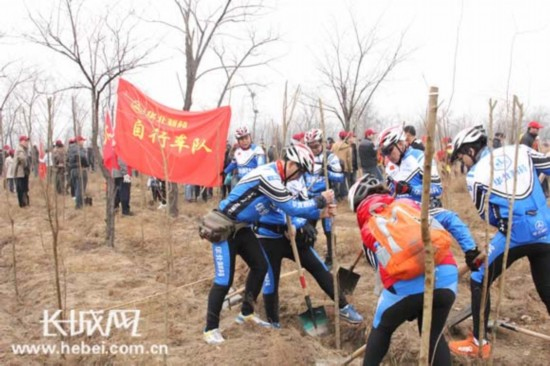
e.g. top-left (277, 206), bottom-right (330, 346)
top-left (410, 182), bottom-right (442, 198)
top-left (256, 154), bottom-right (266, 166)
top-left (224, 161), bottom-right (237, 175)
top-left (272, 198), bottom-right (320, 220)
top-left (292, 217), bottom-right (308, 229)
top-left (328, 169), bottom-right (344, 183)
top-left (529, 148), bottom-right (550, 175)
top-left (434, 210), bottom-right (476, 252)
top-left (257, 174), bottom-right (321, 220)
top-left (327, 153), bottom-right (344, 183)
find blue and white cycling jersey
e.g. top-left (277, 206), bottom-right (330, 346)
top-left (223, 143), bottom-right (265, 180)
top-left (467, 145), bottom-right (550, 242)
top-left (385, 147), bottom-right (442, 202)
top-left (304, 151), bottom-right (344, 197)
top-left (386, 146), bottom-right (475, 252)
top-left (255, 176), bottom-right (309, 239)
top-left (219, 163), bottom-right (321, 224)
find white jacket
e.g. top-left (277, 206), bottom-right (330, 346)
top-left (4, 156), bottom-right (15, 178)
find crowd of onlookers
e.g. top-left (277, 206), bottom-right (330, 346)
top-left (1, 120), bottom-right (547, 212)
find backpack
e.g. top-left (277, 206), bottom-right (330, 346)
top-left (198, 210), bottom-right (247, 243)
top-left (367, 200), bottom-right (451, 280)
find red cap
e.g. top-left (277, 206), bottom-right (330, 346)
top-left (19, 135), bottom-right (30, 142)
top-left (338, 130), bottom-right (349, 139)
top-left (9, 149), bottom-right (15, 155)
top-left (364, 128), bottom-right (376, 137)
top-left (55, 140), bottom-right (64, 147)
top-left (76, 136), bottom-right (86, 141)
top-left (2, 145), bottom-right (10, 150)
top-left (292, 132), bottom-right (305, 141)
top-left (69, 138), bottom-right (76, 143)
top-left (528, 121), bottom-right (543, 129)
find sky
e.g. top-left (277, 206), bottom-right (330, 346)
top-left (1, 0), bottom-right (549, 140)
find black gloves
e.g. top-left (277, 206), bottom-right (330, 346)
top-left (465, 248), bottom-right (482, 271)
top-left (395, 180), bottom-right (411, 194)
top-left (296, 223), bottom-right (317, 249)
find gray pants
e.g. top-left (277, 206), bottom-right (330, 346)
top-left (71, 169), bottom-right (88, 208)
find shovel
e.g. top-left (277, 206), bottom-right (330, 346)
top-left (287, 218), bottom-right (329, 337)
top-left (338, 249), bottom-right (364, 295)
top-left (489, 320), bottom-right (550, 341)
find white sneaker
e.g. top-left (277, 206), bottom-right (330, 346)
top-left (157, 203), bottom-right (166, 209)
top-left (203, 328), bottom-right (225, 345)
top-left (235, 312), bottom-right (271, 327)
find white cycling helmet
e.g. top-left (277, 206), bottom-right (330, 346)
top-left (284, 143), bottom-right (315, 174)
top-left (450, 125), bottom-right (487, 163)
top-left (235, 126), bottom-right (251, 139)
top-left (378, 126), bottom-right (406, 155)
top-left (304, 128), bottom-right (323, 144)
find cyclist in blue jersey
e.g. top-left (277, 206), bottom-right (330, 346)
top-left (378, 126), bottom-right (480, 268)
top-left (223, 126), bottom-right (266, 185)
top-left (349, 175), bottom-right (458, 366)
top-left (256, 174), bottom-right (363, 328)
top-left (448, 125), bottom-right (550, 358)
top-left (303, 128), bottom-right (345, 267)
top-left (203, 143), bottom-right (336, 345)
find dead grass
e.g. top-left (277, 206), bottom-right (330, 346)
top-left (0, 172), bottom-right (549, 365)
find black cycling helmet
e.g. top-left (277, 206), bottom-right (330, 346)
top-left (347, 174), bottom-right (387, 212)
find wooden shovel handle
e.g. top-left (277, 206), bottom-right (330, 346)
top-left (349, 249), bottom-right (363, 271)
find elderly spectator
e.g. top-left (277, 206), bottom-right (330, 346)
top-left (520, 121), bottom-right (543, 151)
top-left (359, 128), bottom-right (383, 180)
top-left (14, 136), bottom-right (31, 207)
top-left (332, 131), bottom-right (353, 199)
top-left (68, 136), bottom-right (89, 209)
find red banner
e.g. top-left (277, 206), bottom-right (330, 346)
top-left (103, 112), bottom-right (119, 172)
top-left (114, 79), bottom-right (231, 186)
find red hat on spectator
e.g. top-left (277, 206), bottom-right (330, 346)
top-left (528, 121), bottom-right (544, 129)
top-left (292, 132), bottom-right (305, 142)
top-left (3, 144), bottom-right (10, 150)
top-left (9, 149), bottom-right (15, 155)
top-left (55, 140), bottom-right (64, 147)
top-left (364, 128), bottom-right (377, 138)
top-left (69, 138), bottom-right (76, 143)
top-left (76, 136), bottom-right (86, 142)
top-left (338, 130), bottom-right (349, 139)
top-left (19, 135), bottom-right (30, 142)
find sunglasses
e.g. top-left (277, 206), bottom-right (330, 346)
top-left (381, 144), bottom-right (394, 156)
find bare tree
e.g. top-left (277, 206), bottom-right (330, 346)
top-left (155, 0), bottom-right (276, 217)
top-left (317, 14), bottom-right (408, 132)
top-left (0, 64), bottom-right (33, 146)
top-left (27, 0), bottom-right (158, 247)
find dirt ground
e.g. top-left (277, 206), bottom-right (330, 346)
top-left (0, 172), bottom-right (549, 365)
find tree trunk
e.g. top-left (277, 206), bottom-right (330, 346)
top-left (418, 86), bottom-right (438, 366)
top-left (91, 90), bottom-right (116, 247)
top-left (168, 62), bottom-right (197, 217)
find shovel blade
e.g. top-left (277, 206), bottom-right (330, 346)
top-left (338, 267), bottom-right (361, 295)
top-left (298, 306), bottom-right (329, 337)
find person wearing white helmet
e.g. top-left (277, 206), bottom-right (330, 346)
top-left (255, 137), bottom-right (362, 328)
top-left (303, 128), bottom-right (345, 267)
top-left (202, 143), bottom-right (336, 345)
top-left (223, 126), bottom-right (266, 186)
top-left (378, 125), bottom-right (480, 276)
top-left (448, 125), bottom-right (550, 358)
